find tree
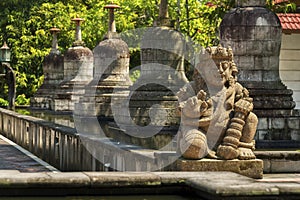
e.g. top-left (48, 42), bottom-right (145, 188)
top-left (0, 0), bottom-right (234, 106)
top-left (266, 0), bottom-right (298, 13)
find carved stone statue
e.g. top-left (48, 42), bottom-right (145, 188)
top-left (177, 45), bottom-right (258, 160)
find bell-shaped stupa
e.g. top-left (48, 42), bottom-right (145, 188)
top-left (52, 16), bottom-right (94, 111)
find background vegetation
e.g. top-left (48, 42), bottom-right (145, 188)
top-left (0, 0), bottom-right (297, 106)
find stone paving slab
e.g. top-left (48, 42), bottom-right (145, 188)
top-left (186, 172), bottom-right (300, 199)
top-left (84, 172), bottom-right (161, 187)
top-left (175, 158), bottom-right (263, 179)
top-left (0, 137), bottom-right (51, 172)
top-left (0, 171), bottom-right (299, 199)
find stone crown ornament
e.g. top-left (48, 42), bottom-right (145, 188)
top-left (206, 45), bottom-right (233, 62)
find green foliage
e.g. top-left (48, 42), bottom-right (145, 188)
top-left (15, 108), bottom-right (31, 115)
top-left (0, 0), bottom-right (237, 102)
top-left (0, 98), bottom-right (8, 107)
top-left (266, 0), bottom-right (297, 13)
top-left (173, 0), bottom-right (234, 47)
top-left (0, 79), bottom-right (8, 100)
top-left (15, 94), bottom-right (30, 106)
top-left (129, 48), bottom-right (141, 69)
top-left (130, 69), bottom-right (141, 83)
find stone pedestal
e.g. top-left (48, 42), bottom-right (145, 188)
top-left (132, 27), bottom-right (188, 126)
top-left (255, 109), bottom-right (300, 148)
top-left (110, 27), bottom-right (188, 150)
top-left (52, 46), bottom-right (93, 111)
top-left (31, 27), bottom-right (64, 110)
top-left (175, 158), bottom-right (263, 179)
top-left (97, 2), bottom-right (190, 150)
top-left (220, 0), bottom-right (295, 114)
top-left (74, 4), bottom-right (133, 139)
top-left (220, 0), bottom-right (300, 148)
top-left (74, 38), bottom-right (132, 116)
top-left (30, 53), bottom-right (64, 109)
top-left (52, 17), bottom-right (94, 111)
top-left (105, 0), bottom-right (189, 150)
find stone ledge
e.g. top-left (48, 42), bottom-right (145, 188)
top-left (186, 177), bottom-right (280, 199)
top-left (0, 171), bottom-right (299, 199)
top-left (175, 158), bottom-right (263, 179)
top-left (0, 171), bottom-right (90, 188)
top-left (255, 151), bottom-right (300, 173)
top-left (83, 172), bottom-right (161, 187)
top-left (255, 151), bottom-right (300, 160)
top-left (187, 173), bottom-right (300, 200)
top-left (256, 140), bottom-right (300, 148)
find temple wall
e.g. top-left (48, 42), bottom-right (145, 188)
top-left (279, 33), bottom-right (300, 109)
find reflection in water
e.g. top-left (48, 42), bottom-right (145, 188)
top-left (16, 108), bottom-right (74, 128)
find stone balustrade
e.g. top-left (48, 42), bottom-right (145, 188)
top-left (0, 108), bottom-right (91, 171)
top-left (0, 108), bottom-right (157, 171)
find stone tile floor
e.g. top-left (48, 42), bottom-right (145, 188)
top-left (0, 137), bottom-right (50, 172)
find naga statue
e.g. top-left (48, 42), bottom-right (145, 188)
top-left (177, 45), bottom-right (258, 160)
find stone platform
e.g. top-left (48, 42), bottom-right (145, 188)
top-left (175, 158), bottom-right (263, 179)
top-left (0, 171), bottom-right (299, 199)
top-left (255, 150), bottom-right (300, 173)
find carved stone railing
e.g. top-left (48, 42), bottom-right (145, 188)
top-left (0, 108), bottom-right (156, 171)
top-left (0, 108), bottom-right (93, 171)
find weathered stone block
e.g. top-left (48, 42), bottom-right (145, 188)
top-left (85, 172), bottom-right (161, 187)
top-left (231, 13), bottom-right (246, 26)
top-left (268, 56), bottom-right (280, 70)
top-left (291, 130), bottom-right (300, 141)
top-left (262, 70), bottom-right (280, 81)
top-left (175, 158), bottom-right (263, 179)
top-left (267, 130), bottom-right (279, 140)
top-left (270, 160), bottom-right (300, 173)
top-left (263, 41), bottom-right (278, 56)
top-left (244, 26), bottom-right (255, 40)
top-left (254, 56), bottom-right (269, 70)
top-left (231, 26), bottom-right (240, 40)
top-left (257, 130), bottom-right (269, 140)
top-left (271, 118), bottom-right (285, 129)
top-left (288, 118), bottom-right (300, 129)
top-left (220, 4), bottom-right (294, 112)
top-left (262, 159), bottom-right (271, 173)
top-left (45, 172), bottom-right (90, 187)
top-left (258, 118), bottom-right (268, 130)
top-left (255, 26), bottom-right (270, 40)
top-left (141, 49), bottom-right (156, 61)
top-left (221, 26), bottom-right (233, 40)
top-left (238, 70), bottom-right (262, 82)
top-left (270, 26), bottom-right (282, 41)
top-left (238, 56), bottom-right (255, 69)
top-left (247, 40), bottom-right (264, 55)
top-left (232, 41), bottom-right (247, 56)
top-left (220, 40), bottom-right (232, 51)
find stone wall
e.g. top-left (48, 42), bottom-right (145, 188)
top-left (279, 33), bottom-right (300, 109)
top-left (255, 110), bottom-right (300, 147)
top-left (219, 0), bottom-right (300, 148)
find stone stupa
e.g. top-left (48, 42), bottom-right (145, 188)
top-left (52, 16), bottom-right (94, 111)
